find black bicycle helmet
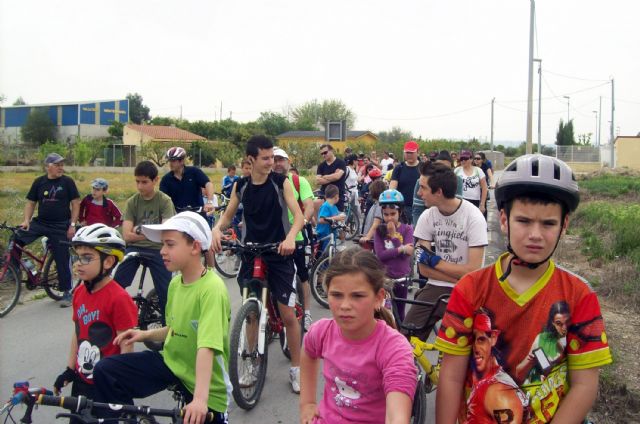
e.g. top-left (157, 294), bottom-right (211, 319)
top-left (495, 154), bottom-right (579, 213)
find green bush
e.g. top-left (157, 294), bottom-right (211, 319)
top-left (39, 141), bottom-right (68, 162)
top-left (580, 175), bottom-right (640, 197)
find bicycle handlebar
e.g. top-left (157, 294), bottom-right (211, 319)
top-left (221, 240), bottom-right (280, 255)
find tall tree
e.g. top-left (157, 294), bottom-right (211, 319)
top-left (22, 109), bottom-right (56, 145)
top-left (126, 93), bottom-right (151, 124)
top-left (13, 96), bottom-right (26, 106)
top-left (377, 126), bottom-right (413, 143)
top-left (555, 119), bottom-right (575, 145)
top-left (291, 99), bottom-right (356, 130)
top-left (256, 111), bottom-right (293, 137)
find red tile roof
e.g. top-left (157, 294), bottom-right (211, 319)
top-left (126, 124), bottom-right (206, 141)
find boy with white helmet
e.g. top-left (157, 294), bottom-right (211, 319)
top-left (435, 155), bottom-right (612, 423)
top-left (94, 212), bottom-right (231, 424)
top-left (54, 224), bottom-right (138, 412)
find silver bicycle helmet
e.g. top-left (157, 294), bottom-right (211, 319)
top-left (166, 146), bottom-right (187, 160)
top-left (72, 224), bottom-right (125, 262)
top-left (495, 154), bottom-right (579, 213)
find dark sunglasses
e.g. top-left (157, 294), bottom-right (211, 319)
top-left (320, 151), bottom-right (329, 156)
top-left (474, 157), bottom-right (482, 160)
top-left (461, 157), bottom-right (470, 161)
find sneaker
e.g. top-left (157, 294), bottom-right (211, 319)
top-left (304, 312), bottom-right (313, 331)
top-left (289, 367), bottom-right (300, 394)
top-left (239, 363), bottom-right (257, 388)
top-left (59, 291), bottom-right (72, 308)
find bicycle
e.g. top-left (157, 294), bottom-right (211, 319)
top-left (0, 381), bottom-right (217, 423)
top-left (342, 189), bottom-right (361, 241)
top-left (385, 277), bottom-right (450, 424)
top-left (213, 228), bottom-right (241, 279)
top-left (116, 251), bottom-right (164, 351)
top-left (308, 219), bottom-right (347, 309)
top-left (223, 240), bottom-right (304, 410)
top-left (0, 222), bottom-right (71, 317)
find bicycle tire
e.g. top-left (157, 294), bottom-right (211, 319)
top-left (411, 377), bottom-right (427, 424)
top-left (229, 301), bottom-right (268, 410)
top-left (139, 288), bottom-right (164, 351)
top-left (0, 263), bottom-right (21, 317)
top-left (344, 211), bottom-right (360, 241)
top-left (279, 279), bottom-right (304, 359)
top-left (214, 249), bottom-right (241, 279)
top-left (42, 254), bottom-right (65, 301)
top-left (309, 254), bottom-right (331, 309)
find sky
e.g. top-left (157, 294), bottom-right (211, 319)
top-left (1, 0), bottom-right (638, 145)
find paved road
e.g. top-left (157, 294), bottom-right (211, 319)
top-left (0, 189), bottom-right (505, 423)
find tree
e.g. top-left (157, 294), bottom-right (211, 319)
top-left (291, 99), bottom-right (356, 130)
top-left (13, 96), bottom-right (26, 106)
top-left (108, 121), bottom-right (124, 137)
top-left (555, 119), bottom-right (575, 146)
top-left (0, 93), bottom-right (6, 104)
top-left (256, 112), bottom-right (293, 137)
top-left (21, 109), bottom-right (56, 145)
top-left (377, 126), bottom-right (413, 143)
top-left (127, 93), bottom-right (151, 124)
top-left (577, 133), bottom-right (592, 146)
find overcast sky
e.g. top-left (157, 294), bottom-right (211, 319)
top-left (1, 0), bottom-right (638, 145)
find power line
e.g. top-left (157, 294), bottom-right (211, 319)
top-left (359, 102), bottom-right (490, 121)
top-left (543, 69), bottom-right (609, 83)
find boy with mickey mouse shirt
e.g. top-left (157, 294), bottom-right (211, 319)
top-left (54, 224), bottom-right (137, 405)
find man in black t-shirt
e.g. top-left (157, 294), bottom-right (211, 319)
top-left (390, 140), bottom-right (421, 223)
top-left (15, 153), bottom-right (80, 307)
top-left (315, 144), bottom-right (347, 212)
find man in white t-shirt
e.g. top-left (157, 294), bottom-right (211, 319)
top-left (379, 151), bottom-right (394, 172)
top-left (403, 162), bottom-right (487, 340)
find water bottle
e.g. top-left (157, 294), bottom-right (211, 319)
top-left (24, 258), bottom-right (38, 276)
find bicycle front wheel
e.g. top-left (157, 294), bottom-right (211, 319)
top-left (139, 288), bottom-right (164, 351)
top-left (0, 264), bottom-right (21, 317)
top-left (309, 254), bottom-right (330, 309)
top-left (411, 377), bottom-right (427, 424)
top-left (42, 254), bottom-right (66, 300)
top-left (229, 301), bottom-right (268, 410)
top-left (344, 211), bottom-right (360, 241)
top-left (214, 249), bottom-right (241, 279)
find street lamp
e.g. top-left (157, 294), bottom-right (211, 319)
top-left (592, 111), bottom-right (598, 146)
top-left (563, 96), bottom-right (570, 123)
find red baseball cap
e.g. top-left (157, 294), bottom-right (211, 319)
top-left (404, 140), bottom-right (419, 153)
top-left (368, 168), bottom-right (383, 178)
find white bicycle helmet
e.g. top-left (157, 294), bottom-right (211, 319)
top-left (166, 146), bottom-right (187, 160)
top-left (72, 224), bottom-right (126, 262)
top-left (495, 154), bottom-right (580, 213)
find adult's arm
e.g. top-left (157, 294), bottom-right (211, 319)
top-left (280, 180), bottom-right (304, 255)
top-left (67, 198), bottom-right (81, 238)
top-left (21, 200), bottom-right (36, 229)
top-left (432, 245), bottom-right (486, 280)
top-left (122, 220), bottom-right (146, 243)
top-left (436, 354), bottom-right (469, 424)
top-left (549, 368), bottom-right (599, 423)
top-left (479, 177), bottom-right (488, 213)
top-left (322, 168), bottom-right (345, 182)
top-left (203, 181), bottom-right (215, 213)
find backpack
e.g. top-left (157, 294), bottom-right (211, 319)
top-left (291, 173), bottom-right (305, 213)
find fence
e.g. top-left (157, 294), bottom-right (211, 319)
top-left (555, 145), bottom-right (600, 163)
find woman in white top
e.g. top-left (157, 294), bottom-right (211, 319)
top-left (345, 156), bottom-right (361, 218)
top-left (454, 150), bottom-right (488, 217)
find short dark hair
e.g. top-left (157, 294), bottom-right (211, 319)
top-left (419, 162), bottom-right (457, 199)
top-left (369, 179), bottom-right (386, 201)
top-left (241, 159), bottom-right (252, 167)
top-left (134, 160), bottom-right (158, 180)
top-left (325, 184), bottom-right (339, 199)
top-left (227, 165), bottom-right (236, 172)
top-left (319, 144), bottom-right (334, 151)
top-left (246, 135), bottom-right (273, 158)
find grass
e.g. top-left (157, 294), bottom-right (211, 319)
top-left (579, 174), bottom-right (640, 197)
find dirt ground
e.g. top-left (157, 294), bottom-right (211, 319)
top-left (555, 232), bottom-right (640, 423)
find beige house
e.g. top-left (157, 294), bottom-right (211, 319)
top-left (123, 124), bottom-right (206, 147)
top-left (614, 136), bottom-right (640, 170)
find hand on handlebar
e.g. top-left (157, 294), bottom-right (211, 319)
top-left (183, 397), bottom-right (209, 424)
top-left (278, 237), bottom-right (295, 256)
top-left (19, 220), bottom-right (29, 231)
top-left (211, 227), bottom-right (223, 253)
top-left (53, 367), bottom-right (77, 395)
top-left (113, 328), bottom-right (146, 347)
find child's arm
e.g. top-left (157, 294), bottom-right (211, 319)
top-left (548, 368), bottom-right (599, 423)
top-left (54, 329), bottom-right (78, 395)
top-left (113, 327), bottom-right (169, 347)
top-left (300, 347), bottom-right (321, 424)
top-left (436, 353), bottom-right (468, 424)
top-left (374, 232), bottom-right (403, 262)
top-left (183, 347), bottom-right (214, 424)
top-left (385, 391), bottom-right (412, 424)
top-left (116, 330), bottom-right (135, 354)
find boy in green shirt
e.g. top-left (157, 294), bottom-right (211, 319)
top-left (94, 212), bottom-right (231, 424)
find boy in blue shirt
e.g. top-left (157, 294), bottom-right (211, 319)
top-left (317, 184), bottom-right (345, 250)
top-left (221, 165), bottom-right (239, 198)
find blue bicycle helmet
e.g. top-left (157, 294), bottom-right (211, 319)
top-left (379, 189), bottom-right (404, 208)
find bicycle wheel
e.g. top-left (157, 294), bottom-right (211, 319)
top-left (0, 264), bottom-right (21, 317)
top-left (344, 211), bottom-right (360, 241)
top-left (279, 280), bottom-right (304, 359)
top-left (411, 377), bottom-right (427, 424)
top-left (309, 254), bottom-right (330, 309)
top-left (214, 249), bottom-right (241, 279)
top-left (139, 288), bottom-right (164, 351)
top-left (229, 301), bottom-right (268, 410)
top-left (42, 254), bottom-right (66, 300)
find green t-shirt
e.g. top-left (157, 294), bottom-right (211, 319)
top-left (162, 269), bottom-right (231, 412)
top-left (287, 173), bottom-right (314, 241)
top-left (123, 191), bottom-right (175, 249)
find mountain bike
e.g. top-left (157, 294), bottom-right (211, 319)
top-left (0, 223), bottom-right (70, 317)
top-left (213, 228), bottom-right (241, 279)
top-left (308, 219), bottom-right (347, 309)
top-left (342, 189), bottom-right (361, 241)
top-left (223, 241), bottom-right (304, 410)
top-left (386, 278), bottom-right (450, 424)
top-left (0, 381), bottom-right (218, 423)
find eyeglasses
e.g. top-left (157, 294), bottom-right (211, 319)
top-left (460, 157), bottom-right (470, 161)
top-left (320, 151), bottom-right (329, 156)
top-left (72, 254), bottom-right (99, 265)
top-left (474, 157), bottom-right (482, 160)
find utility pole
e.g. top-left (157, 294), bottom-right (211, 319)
top-left (490, 97), bottom-right (495, 151)
top-left (179, 105), bottom-right (182, 121)
top-left (525, 0), bottom-right (535, 154)
top-left (610, 78), bottom-right (615, 167)
top-left (220, 101), bottom-right (223, 122)
top-left (563, 96), bottom-right (570, 123)
top-left (598, 96), bottom-right (602, 147)
top-left (592, 110), bottom-right (598, 146)
top-left (229, 111), bottom-right (232, 120)
top-left (533, 58), bottom-right (542, 153)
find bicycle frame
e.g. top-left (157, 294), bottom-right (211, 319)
top-left (2, 229), bottom-right (51, 287)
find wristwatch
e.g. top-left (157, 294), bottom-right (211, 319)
top-left (135, 226), bottom-right (142, 235)
top-left (70, 223), bottom-right (76, 228)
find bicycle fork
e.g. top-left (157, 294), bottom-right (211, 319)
top-left (412, 339), bottom-right (441, 387)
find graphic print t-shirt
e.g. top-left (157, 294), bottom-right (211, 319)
top-left (26, 175), bottom-right (80, 224)
top-left (72, 281), bottom-right (138, 384)
top-left (454, 166), bottom-right (486, 201)
top-left (435, 255), bottom-right (612, 423)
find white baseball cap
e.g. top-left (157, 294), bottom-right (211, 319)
top-left (142, 212), bottom-right (212, 251)
top-left (273, 147), bottom-right (289, 160)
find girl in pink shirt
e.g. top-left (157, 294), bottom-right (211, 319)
top-left (300, 248), bottom-right (417, 424)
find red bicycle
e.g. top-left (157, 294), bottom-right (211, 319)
top-left (0, 223), bottom-right (68, 317)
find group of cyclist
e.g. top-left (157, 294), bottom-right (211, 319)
top-left (8, 135), bottom-right (613, 423)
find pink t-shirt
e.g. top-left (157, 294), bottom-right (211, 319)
top-left (304, 318), bottom-right (417, 423)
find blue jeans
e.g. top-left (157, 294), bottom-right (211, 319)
top-left (113, 246), bottom-right (171, 321)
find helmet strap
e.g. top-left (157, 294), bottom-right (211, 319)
top-left (83, 253), bottom-right (114, 293)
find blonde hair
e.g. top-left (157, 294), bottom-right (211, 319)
top-left (324, 247), bottom-right (396, 328)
